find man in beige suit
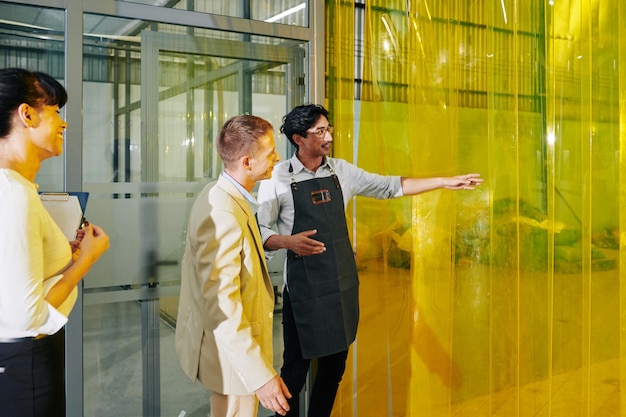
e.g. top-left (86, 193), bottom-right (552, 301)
top-left (176, 115), bottom-right (291, 416)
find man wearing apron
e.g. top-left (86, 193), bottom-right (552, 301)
top-left (257, 104), bottom-right (482, 417)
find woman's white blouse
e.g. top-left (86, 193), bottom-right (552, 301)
top-left (0, 169), bottom-right (74, 338)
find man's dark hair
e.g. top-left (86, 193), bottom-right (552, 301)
top-left (0, 68), bottom-right (68, 139)
top-left (280, 104), bottom-right (329, 149)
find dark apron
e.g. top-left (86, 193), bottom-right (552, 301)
top-left (286, 164), bottom-right (359, 359)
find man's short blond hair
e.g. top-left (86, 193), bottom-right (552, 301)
top-left (217, 115), bottom-right (273, 167)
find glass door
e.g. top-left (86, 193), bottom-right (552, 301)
top-left (81, 31), bottom-right (304, 417)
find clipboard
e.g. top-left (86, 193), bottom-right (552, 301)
top-left (40, 192), bottom-right (89, 241)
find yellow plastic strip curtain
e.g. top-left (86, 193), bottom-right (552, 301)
top-left (326, 0), bottom-right (357, 415)
top-left (326, 0), bottom-right (625, 416)
top-left (621, 0), bottom-right (626, 412)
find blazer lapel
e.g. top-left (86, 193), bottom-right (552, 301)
top-left (216, 177), bottom-right (273, 294)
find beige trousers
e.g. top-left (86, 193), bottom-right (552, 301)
top-left (209, 391), bottom-right (258, 417)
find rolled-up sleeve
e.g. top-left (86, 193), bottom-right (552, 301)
top-left (257, 189), bottom-right (279, 243)
top-left (332, 159), bottom-right (403, 201)
top-left (256, 178), bottom-right (281, 259)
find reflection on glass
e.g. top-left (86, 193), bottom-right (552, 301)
top-left (112, 0), bottom-right (309, 27)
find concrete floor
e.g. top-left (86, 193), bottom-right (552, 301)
top-left (83, 300), bottom-right (283, 417)
top-left (81, 260), bottom-right (622, 417)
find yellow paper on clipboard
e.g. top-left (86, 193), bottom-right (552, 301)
top-left (40, 193), bottom-right (83, 241)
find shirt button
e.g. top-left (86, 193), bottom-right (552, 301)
top-left (269, 312), bottom-right (273, 319)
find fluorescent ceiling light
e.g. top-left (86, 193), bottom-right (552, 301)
top-left (264, 3), bottom-right (306, 23)
top-left (83, 33), bottom-right (140, 43)
top-left (0, 19), bottom-right (50, 31)
top-left (0, 19), bottom-right (140, 42)
top-left (381, 14), bottom-right (398, 52)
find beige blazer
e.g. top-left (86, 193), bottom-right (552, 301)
top-left (175, 176), bottom-right (276, 395)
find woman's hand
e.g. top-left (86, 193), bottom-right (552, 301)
top-left (76, 223), bottom-right (110, 264)
top-left (69, 228), bottom-right (85, 261)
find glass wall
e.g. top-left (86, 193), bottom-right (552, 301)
top-left (0, 0), bottom-right (316, 415)
top-left (79, 8), bottom-right (308, 417)
top-left (0, 2), bottom-right (66, 191)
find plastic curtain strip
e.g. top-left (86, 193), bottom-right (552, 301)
top-left (621, 0), bottom-right (626, 415)
top-left (326, 0), bottom-right (357, 415)
top-left (326, 0), bottom-right (625, 416)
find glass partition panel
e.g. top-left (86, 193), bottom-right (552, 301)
top-left (0, 2), bottom-right (66, 191)
top-left (81, 12), bottom-right (305, 416)
top-left (82, 21), bottom-right (303, 289)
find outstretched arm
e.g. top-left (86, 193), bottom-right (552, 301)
top-left (401, 173), bottom-right (483, 196)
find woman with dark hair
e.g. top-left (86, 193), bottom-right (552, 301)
top-left (0, 68), bottom-right (110, 417)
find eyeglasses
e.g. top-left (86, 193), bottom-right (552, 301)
top-left (306, 124), bottom-right (334, 138)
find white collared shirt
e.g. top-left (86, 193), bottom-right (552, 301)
top-left (221, 171), bottom-right (259, 214)
top-left (256, 153), bottom-right (403, 258)
top-left (0, 169), bottom-right (72, 338)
